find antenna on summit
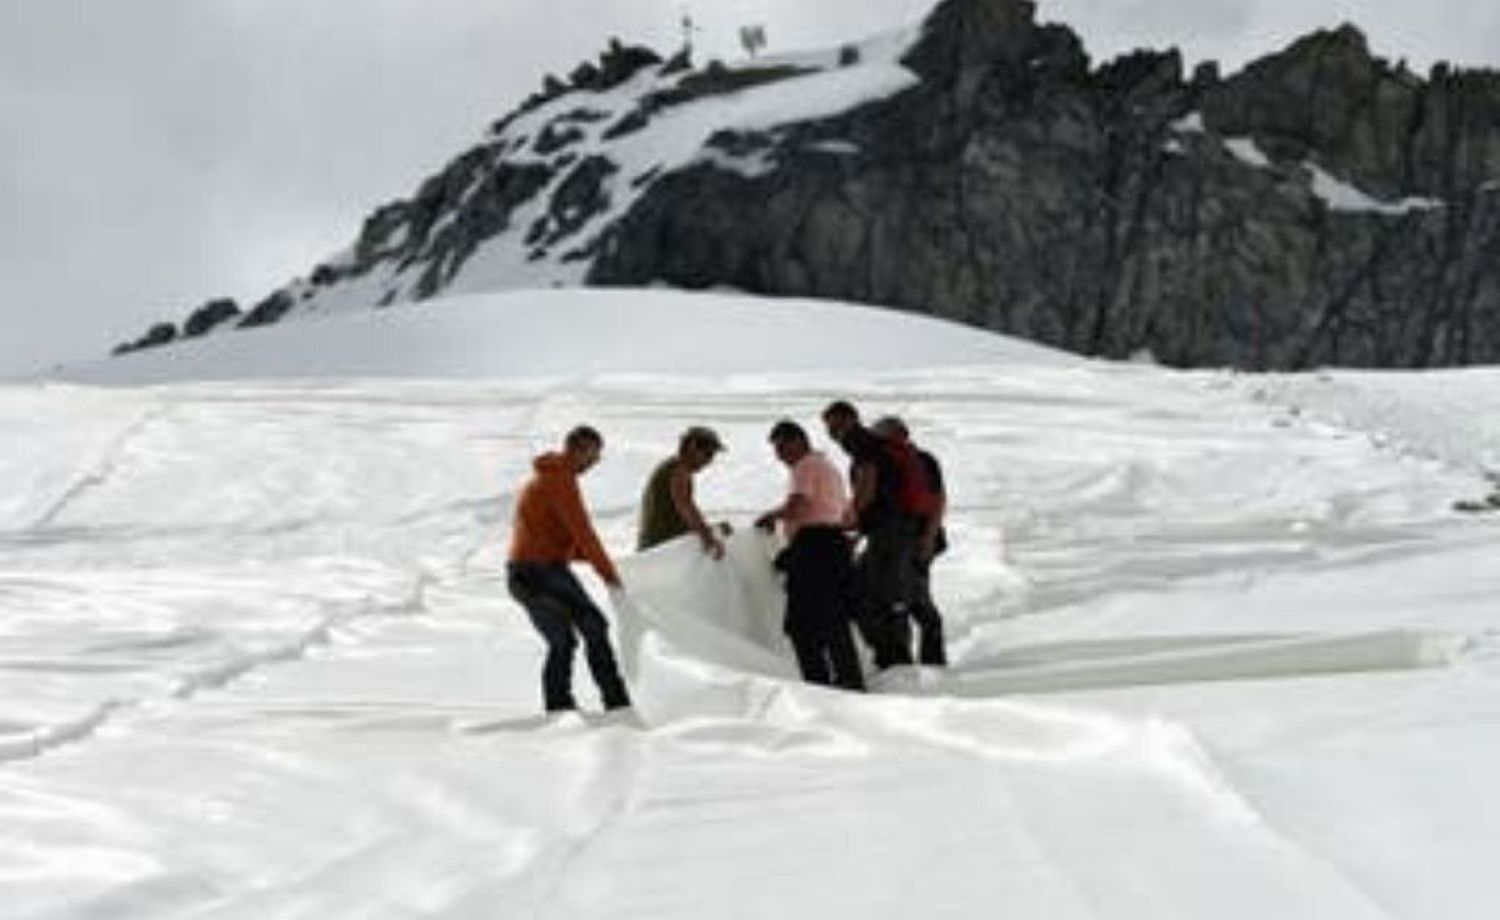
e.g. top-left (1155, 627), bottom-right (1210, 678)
top-left (738, 24), bottom-right (767, 59)
top-left (679, 9), bottom-right (701, 56)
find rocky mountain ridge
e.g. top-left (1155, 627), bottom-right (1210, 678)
top-left (116, 0), bottom-right (1500, 369)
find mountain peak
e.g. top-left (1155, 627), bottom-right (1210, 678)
top-left (115, 4), bottom-right (1500, 372)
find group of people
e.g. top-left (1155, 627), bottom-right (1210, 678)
top-left (757, 402), bottom-right (950, 690)
top-left (504, 403), bottom-right (949, 713)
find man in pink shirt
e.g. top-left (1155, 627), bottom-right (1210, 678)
top-left (756, 420), bottom-right (864, 691)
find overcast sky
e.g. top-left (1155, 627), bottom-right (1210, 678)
top-left (3, 1), bottom-right (1498, 376)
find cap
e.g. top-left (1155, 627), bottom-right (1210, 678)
top-left (871, 416), bottom-right (909, 439)
top-left (681, 425), bottom-right (726, 453)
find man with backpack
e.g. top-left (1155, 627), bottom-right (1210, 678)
top-left (872, 416), bottom-right (948, 666)
top-left (822, 400), bottom-right (917, 669)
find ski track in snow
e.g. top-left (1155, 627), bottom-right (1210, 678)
top-left (26, 403), bottom-right (171, 531)
top-left (0, 555), bottom-right (437, 766)
top-left (2, 358), bottom-right (1499, 918)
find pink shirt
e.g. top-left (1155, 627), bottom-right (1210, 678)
top-left (786, 450), bottom-right (849, 537)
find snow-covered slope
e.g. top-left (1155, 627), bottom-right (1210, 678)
top-left (6, 293), bottom-right (1500, 918)
top-left (66, 287), bottom-right (1072, 385)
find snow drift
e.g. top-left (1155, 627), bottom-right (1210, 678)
top-left (66, 288), bottom-right (1071, 385)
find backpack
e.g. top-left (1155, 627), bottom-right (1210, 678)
top-left (880, 433), bottom-right (941, 518)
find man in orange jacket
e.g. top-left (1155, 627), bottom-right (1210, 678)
top-left (507, 425), bottom-right (631, 712)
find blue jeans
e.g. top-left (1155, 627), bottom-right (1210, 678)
top-left (506, 562), bottom-right (630, 712)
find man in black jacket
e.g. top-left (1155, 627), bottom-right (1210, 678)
top-left (822, 400), bottom-right (916, 669)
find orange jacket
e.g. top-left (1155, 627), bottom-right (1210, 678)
top-left (508, 452), bottom-right (619, 584)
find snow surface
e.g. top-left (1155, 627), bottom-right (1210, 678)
top-left (1222, 137), bottom-right (1446, 215)
top-left (55, 288), bottom-right (1067, 385)
top-left (1304, 162), bottom-right (1445, 214)
top-left (1171, 111), bottom-right (1206, 134)
top-left (1223, 136), bottom-right (1273, 169)
top-left (6, 289), bottom-right (1500, 918)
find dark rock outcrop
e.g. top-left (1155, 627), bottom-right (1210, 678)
top-left (589, 0), bottom-right (1500, 368)
top-left (113, 321), bottom-right (178, 355)
top-left (527, 156), bottom-right (620, 258)
top-left (239, 290), bottom-right (296, 328)
top-left (115, 297), bottom-right (238, 354)
top-left (183, 298), bottom-right (241, 337)
top-left (512, 38), bottom-right (663, 119)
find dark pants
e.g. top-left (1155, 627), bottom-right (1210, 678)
top-left (910, 555), bottom-right (947, 666)
top-left (506, 562), bottom-right (631, 712)
top-left (783, 526), bottom-right (864, 691)
top-left (852, 516), bottom-right (919, 668)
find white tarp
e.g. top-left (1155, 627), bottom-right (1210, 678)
top-left (615, 531), bottom-right (1457, 715)
top-left (7, 339), bottom-right (1500, 918)
top-left (609, 532), bottom-right (1399, 918)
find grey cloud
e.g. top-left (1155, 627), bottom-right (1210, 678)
top-left (0, 0), bottom-right (685, 373)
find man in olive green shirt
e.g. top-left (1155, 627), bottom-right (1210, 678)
top-left (637, 426), bottom-right (727, 558)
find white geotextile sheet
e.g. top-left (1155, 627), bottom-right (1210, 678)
top-left (607, 533), bottom-right (1411, 918)
top-left (614, 532), bottom-right (1455, 709)
top-left (614, 531), bottom-right (798, 720)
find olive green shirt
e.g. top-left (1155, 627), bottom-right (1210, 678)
top-left (637, 457), bottom-right (689, 550)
